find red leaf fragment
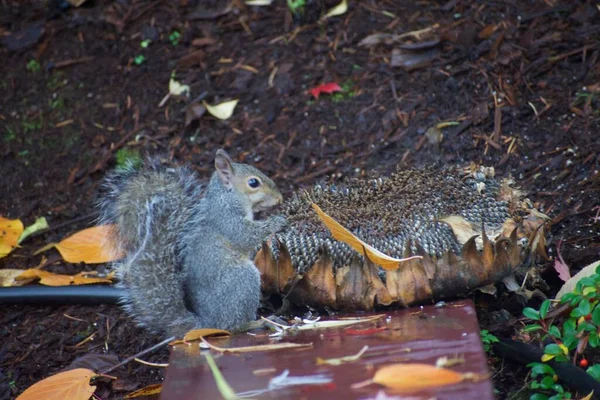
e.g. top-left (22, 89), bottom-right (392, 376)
top-left (345, 326), bottom-right (387, 335)
top-left (553, 240), bottom-right (571, 282)
top-left (309, 82), bottom-right (342, 99)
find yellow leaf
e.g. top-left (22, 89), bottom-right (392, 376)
top-left (311, 203), bottom-right (421, 271)
top-left (322, 0), bottom-right (347, 19)
top-left (169, 328), bottom-right (232, 345)
top-left (16, 269), bottom-right (113, 286)
top-left (18, 217), bottom-right (49, 244)
top-left (203, 99), bottom-right (239, 120)
top-left (0, 217), bottom-right (24, 258)
top-left (17, 368), bottom-right (96, 400)
top-left (541, 354), bottom-right (556, 362)
top-left (124, 383), bottom-right (162, 399)
top-left (0, 269), bottom-right (27, 287)
top-left (559, 343), bottom-right (568, 355)
top-left (581, 391), bottom-right (594, 400)
top-left (36, 225), bottom-right (123, 264)
top-left (372, 363), bottom-right (464, 391)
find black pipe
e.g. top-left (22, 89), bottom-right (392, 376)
top-left (0, 285), bottom-right (123, 305)
top-left (494, 338), bottom-right (600, 399)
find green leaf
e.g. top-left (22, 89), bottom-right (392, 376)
top-left (530, 394), bottom-right (548, 400)
top-left (523, 324), bottom-right (544, 332)
top-left (592, 305), bottom-right (600, 326)
top-left (589, 333), bottom-right (599, 348)
top-left (552, 383), bottom-right (564, 394)
top-left (583, 286), bottom-right (597, 296)
top-left (548, 325), bottom-right (562, 338)
top-left (539, 300), bottom-right (551, 319)
top-left (524, 307), bottom-right (541, 320)
top-left (540, 375), bottom-right (555, 389)
top-left (582, 321), bottom-right (597, 332)
top-left (579, 299), bottom-right (592, 315)
top-left (545, 344), bottom-right (563, 356)
top-left (530, 362), bottom-right (555, 377)
top-left (563, 319), bottom-right (576, 336)
top-left (587, 364), bottom-right (600, 381)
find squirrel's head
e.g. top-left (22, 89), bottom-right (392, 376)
top-left (214, 149), bottom-right (283, 213)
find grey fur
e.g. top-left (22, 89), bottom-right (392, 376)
top-left (98, 153), bottom-right (285, 338)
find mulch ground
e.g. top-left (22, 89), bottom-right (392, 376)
top-left (0, 0), bottom-right (598, 398)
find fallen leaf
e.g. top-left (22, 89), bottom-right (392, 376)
top-left (35, 225), bottom-right (122, 264)
top-left (309, 82), bottom-right (342, 99)
top-left (204, 352), bottom-right (239, 400)
top-left (169, 328), bottom-right (232, 345)
top-left (0, 217), bottom-right (24, 258)
top-left (553, 240), bottom-right (571, 282)
top-left (316, 345), bottom-right (368, 366)
top-left (124, 384), bottom-right (163, 399)
top-left (169, 77), bottom-right (190, 97)
top-left (390, 47), bottom-right (440, 71)
top-left (556, 260), bottom-right (600, 300)
top-left (0, 269), bottom-right (26, 287)
top-left (185, 102), bottom-right (207, 126)
top-left (66, 354), bottom-right (120, 373)
top-left (18, 217), bottom-right (49, 244)
top-left (322, 0), bottom-right (347, 19)
top-left (372, 363), bottom-right (465, 391)
top-left (16, 269), bottom-right (113, 286)
top-left (17, 368), bottom-right (96, 400)
top-left (200, 337), bottom-right (313, 353)
top-left (311, 203), bottom-right (422, 270)
top-left (203, 99), bottom-right (239, 120)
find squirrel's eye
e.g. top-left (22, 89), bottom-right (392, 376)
top-left (248, 178), bottom-right (261, 188)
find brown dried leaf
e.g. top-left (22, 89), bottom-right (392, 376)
top-left (17, 368), bottom-right (96, 400)
top-left (185, 102), bottom-right (206, 126)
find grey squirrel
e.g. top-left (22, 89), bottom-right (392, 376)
top-left (99, 150), bottom-right (287, 338)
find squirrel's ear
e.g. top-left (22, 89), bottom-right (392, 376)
top-left (215, 149), bottom-right (234, 187)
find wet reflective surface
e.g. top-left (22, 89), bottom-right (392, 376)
top-left (162, 300), bottom-right (492, 399)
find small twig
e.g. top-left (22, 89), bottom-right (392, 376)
top-left (134, 358), bottom-right (169, 368)
top-left (53, 56), bottom-right (94, 69)
top-left (100, 336), bottom-right (175, 375)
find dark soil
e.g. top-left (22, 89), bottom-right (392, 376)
top-left (0, 0), bottom-right (598, 399)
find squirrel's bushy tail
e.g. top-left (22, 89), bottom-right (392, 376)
top-left (98, 158), bottom-right (204, 337)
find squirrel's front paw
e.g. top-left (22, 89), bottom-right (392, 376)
top-left (267, 215), bottom-right (288, 233)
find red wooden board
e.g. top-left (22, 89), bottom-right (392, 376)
top-left (161, 300), bottom-right (492, 399)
